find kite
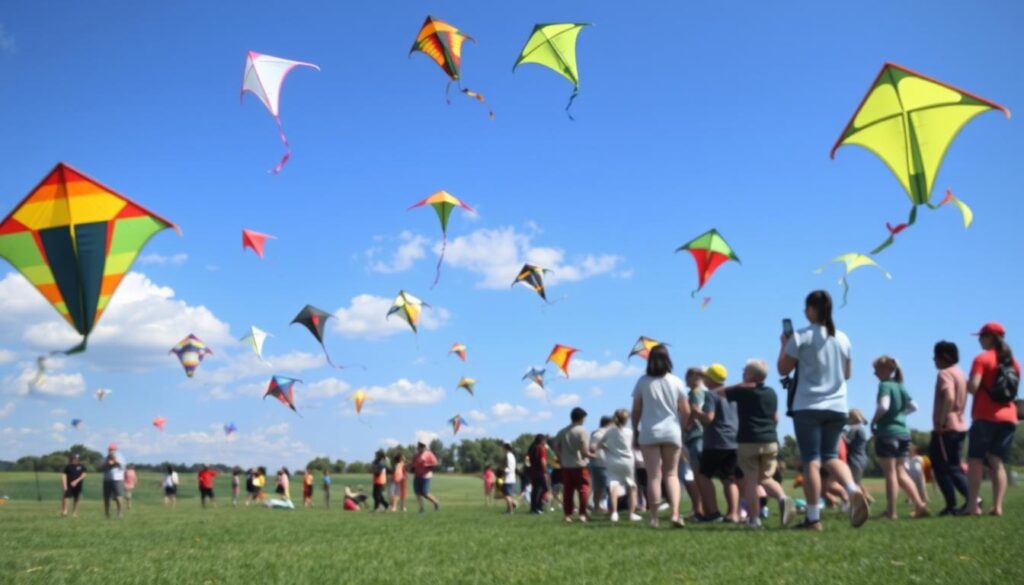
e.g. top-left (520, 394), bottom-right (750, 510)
top-left (512, 264), bottom-right (551, 302)
top-left (547, 344), bottom-right (578, 378)
top-left (408, 191), bottom-right (474, 288)
top-left (352, 390), bottom-right (367, 414)
top-left (457, 377), bottom-right (476, 396)
top-left (240, 326), bottom-right (270, 363)
top-left (95, 388), bottom-right (112, 401)
top-left (449, 342), bottom-right (468, 362)
top-left (153, 416), bottom-right (166, 432)
top-left (409, 16), bottom-right (493, 118)
top-left (240, 51), bottom-right (320, 174)
top-left (264, 375), bottom-right (300, 415)
top-left (449, 414), bottom-right (464, 435)
top-left (676, 229), bottom-right (740, 297)
top-left (628, 337), bottom-right (665, 361)
top-left (71, 419), bottom-right (83, 431)
top-left (0, 163), bottom-right (178, 356)
top-left (831, 63), bottom-right (1009, 254)
top-left (291, 305), bottom-right (342, 367)
top-left (387, 291), bottom-right (428, 334)
top-left (242, 229), bottom-right (276, 259)
top-left (522, 367), bottom-right (546, 389)
top-left (224, 422), bottom-right (238, 436)
top-left (513, 23), bottom-right (591, 119)
top-left (815, 253), bottom-right (892, 307)
top-left (170, 334), bottom-right (213, 378)
top-left (701, 297), bottom-right (712, 311)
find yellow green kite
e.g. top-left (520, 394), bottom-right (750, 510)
top-left (831, 62), bottom-right (1010, 254)
top-left (513, 23), bottom-right (591, 119)
top-left (815, 253), bottom-right (891, 307)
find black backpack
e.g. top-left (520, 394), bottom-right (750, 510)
top-left (988, 362), bottom-right (1020, 405)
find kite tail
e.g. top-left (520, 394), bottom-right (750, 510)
top-left (270, 117), bottom-right (291, 175)
top-left (565, 87), bottom-right (579, 121)
top-left (445, 80), bottom-right (453, 105)
top-left (839, 276), bottom-right (851, 308)
top-left (458, 83), bottom-right (494, 119)
top-left (320, 343), bottom-right (345, 369)
top-left (871, 206), bottom-right (918, 255)
top-left (430, 236), bottom-right (446, 290)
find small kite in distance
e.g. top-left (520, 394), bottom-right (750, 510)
top-left (170, 334), bottom-right (213, 378)
top-left (449, 342), bottom-right (468, 362)
top-left (547, 344), bottom-right (578, 378)
top-left (264, 376), bottom-right (301, 415)
top-left (815, 253), bottom-right (891, 307)
top-left (153, 416), bottom-right (166, 432)
top-left (242, 229), bottom-right (277, 259)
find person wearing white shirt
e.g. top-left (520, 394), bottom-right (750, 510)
top-left (502, 443), bottom-right (518, 514)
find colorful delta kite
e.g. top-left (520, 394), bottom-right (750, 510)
top-left (408, 191), bottom-right (474, 288)
top-left (628, 337), bottom-right (664, 361)
top-left (449, 415), bottom-right (464, 435)
top-left (242, 229), bottom-right (276, 259)
top-left (0, 163), bottom-right (178, 356)
top-left (71, 419), bottom-right (83, 431)
top-left (449, 342), bottom-right (468, 362)
top-left (95, 388), bottom-right (112, 401)
top-left (409, 16), bottom-right (492, 118)
top-left (170, 334), bottom-right (213, 378)
top-left (240, 326), bottom-right (270, 363)
top-left (676, 229), bottom-right (740, 298)
top-left (547, 344), bottom-right (578, 378)
top-left (522, 367), bottom-right (546, 389)
top-left (241, 51), bottom-right (320, 174)
top-left (513, 23), bottom-right (591, 119)
top-left (815, 253), bottom-right (892, 307)
top-left (153, 416), bottom-right (166, 432)
top-left (223, 422), bottom-right (238, 436)
top-left (291, 305), bottom-right (341, 367)
top-left (264, 375), bottom-right (300, 415)
top-left (512, 264), bottom-right (551, 302)
top-left (352, 390), bottom-right (367, 414)
top-left (457, 377), bottom-right (476, 396)
top-left (387, 291), bottom-right (428, 334)
top-left (831, 63), bottom-right (1010, 254)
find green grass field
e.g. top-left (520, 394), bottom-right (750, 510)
top-left (0, 471), bottom-right (1021, 584)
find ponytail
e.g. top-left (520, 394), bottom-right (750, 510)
top-left (992, 336), bottom-right (1015, 367)
top-left (873, 355), bottom-right (903, 382)
top-left (805, 290), bottom-right (836, 337)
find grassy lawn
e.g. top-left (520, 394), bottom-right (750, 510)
top-left (0, 471), bottom-right (1022, 584)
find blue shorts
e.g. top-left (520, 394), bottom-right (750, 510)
top-left (413, 476), bottom-right (431, 496)
top-left (874, 435), bottom-right (911, 459)
top-left (501, 484), bottom-right (515, 497)
top-left (967, 421), bottom-right (1016, 461)
top-left (793, 410), bottom-right (847, 465)
top-left (589, 465), bottom-right (609, 491)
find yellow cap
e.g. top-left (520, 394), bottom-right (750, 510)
top-left (704, 363), bottom-right (728, 384)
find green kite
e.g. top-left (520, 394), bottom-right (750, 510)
top-left (513, 23), bottom-right (591, 119)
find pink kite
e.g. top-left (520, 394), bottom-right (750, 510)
top-left (241, 51), bottom-right (320, 174)
top-left (153, 416), bottom-right (166, 432)
top-left (242, 229), bottom-right (276, 259)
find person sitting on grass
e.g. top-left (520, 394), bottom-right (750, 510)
top-left (343, 486), bottom-right (368, 511)
top-left (695, 364), bottom-right (740, 524)
top-left (598, 409), bottom-right (642, 523)
top-left (61, 452), bottom-right (86, 518)
top-left (716, 359), bottom-right (797, 529)
top-left (870, 355), bottom-right (929, 520)
top-left (482, 465), bottom-right (496, 506)
top-left (197, 464), bottom-right (218, 509)
top-left (502, 443), bottom-right (518, 514)
top-left (276, 468), bottom-right (291, 501)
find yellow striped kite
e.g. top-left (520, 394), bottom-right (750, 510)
top-left (831, 63), bottom-right (1009, 253)
top-left (0, 163), bottom-right (178, 355)
top-left (387, 291), bottom-right (428, 334)
top-left (410, 16), bottom-right (492, 118)
top-left (547, 344), bottom-right (578, 378)
top-left (513, 23), bottom-right (591, 119)
top-left (512, 264), bottom-right (551, 302)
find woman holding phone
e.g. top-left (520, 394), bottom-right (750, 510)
top-left (777, 290), bottom-right (869, 530)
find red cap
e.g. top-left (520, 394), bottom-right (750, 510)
top-left (108, 443), bottom-right (118, 451)
top-left (972, 322), bottom-right (1006, 337)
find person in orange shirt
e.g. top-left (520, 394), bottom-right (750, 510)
top-left (371, 450), bottom-right (390, 512)
top-left (390, 453), bottom-right (407, 512)
top-left (302, 469), bottom-right (314, 508)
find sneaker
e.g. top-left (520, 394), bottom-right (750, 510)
top-left (658, 502), bottom-right (670, 513)
top-left (697, 512), bottom-right (723, 524)
top-left (610, 512), bottom-right (619, 523)
top-left (629, 513), bottom-right (643, 522)
top-left (839, 500), bottom-right (851, 514)
top-left (849, 491), bottom-right (869, 528)
top-left (781, 497), bottom-right (796, 528)
top-left (793, 518), bottom-right (823, 531)
top-left (745, 519), bottom-right (763, 530)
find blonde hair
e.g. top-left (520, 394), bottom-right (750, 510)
top-left (872, 355), bottom-right (904, 383)
top-left (613, 409), bottom-right (630, 427)
top-left (849, 408), bottom-right (866, 425)
top-left (745, 359), bottom-right (769, 382)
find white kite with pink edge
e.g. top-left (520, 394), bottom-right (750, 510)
top-left (240, 50), bottom-right (320, 174)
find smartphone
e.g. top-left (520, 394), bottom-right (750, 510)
top-left (782, 318), bottom-right (794, 338)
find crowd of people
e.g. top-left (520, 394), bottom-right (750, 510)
top-left (58, 290), bottom-right (1019, 528)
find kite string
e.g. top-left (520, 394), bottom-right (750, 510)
top-left (430, 236), bottom-right (446, 289)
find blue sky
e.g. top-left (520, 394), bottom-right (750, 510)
top-left (0, 1), bottom-right (1021, 469)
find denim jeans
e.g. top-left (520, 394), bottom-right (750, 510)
top-left (792, 410), bottom-right (847, 465)
top-left (930, 431), bottom-right (968, 510)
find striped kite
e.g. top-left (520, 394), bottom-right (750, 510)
top-left (449, 342), bottom-right (468, 362)
top-left (408, 191), bottom-right (474, 288)
top-left (512, 264), bottom-right (551, 302)
top-left (816, 253), bottom-right (891, 307)
top-left (629, 337), bottom-right (664, 361)
top-left (170, 334), bottom-right (212, 378)
top-left (676, 229), bottom-right (740, 297)
top-left (264, 375), bottom-right (300, 415)
top-left (513, 23), bottom-right (591, 119)
top-left (291, 305), bottom-right (341, 367)
top-left (457, 377), bottom-right (476, 396)
top-left (547, 344), bottom-right (578, 378)
top-left (242, 229), bottom-right (276, 259)
top-left (387, 291), bottom-right (428, 334)
top-left (240, 326), bottom-right (270, 363)
top-left (0, 163), bottom-right (178, 356)
top-left (410, 16), bottom-right (492, 118)
top-left (449, 415), bottom-right (464, 435)
top-left (831, 63), bottom-right (1009, 254)
top-left (241, 51), bottom-right (320, 174)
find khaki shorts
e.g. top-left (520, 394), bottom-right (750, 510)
top-left (737, 442), bottom-right (778, 482)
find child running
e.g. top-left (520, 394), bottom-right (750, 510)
top-left (482, 465), bottom-right (496, 506)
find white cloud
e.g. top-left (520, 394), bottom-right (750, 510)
top-left (2, 358), bottom-right (86, 398)
top-left (416, 430), bottom-right (439, 445)
top-left (442, 226), bottom-right (626, 289)
top-left (0, 272), bottom-right (232, 371)
top-left (524, 383), bottom-right (548, 401)
top-left (570, 359), bottom-right (641, 380)
top-left (466, 409), bottom-right (488, 422)
top-left (0, 349), bottom-right (15, 365)
top-left (551, 393), bottom-right (581, 407)
top-left (0, 402), bottom-right (14, 419)
top-left (203, 351), bottom-right (324, 387)
top-left (304, 377), bottom-right (351, 399)
top-left (491, 403), bottom-right (530, 422)
top-left (367, 231), bottom-right (429, 273)
top-left (50, 408), bottom-right (68, 417)
top-left (589, 387), bottom-right (605, 397)
top-left (138, 253), bottom-right (188, 266)
top-left (332, 294), bottom-right (449, 340)
top-left (0, 24), bottom-right (14, 55)
top-left (357, 379), bottom-right (445, 405)
top-left (52, 422), bottom-right (66, 432)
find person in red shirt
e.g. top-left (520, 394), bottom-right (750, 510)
top-left (964, 322), bottom-right (1020, 517)
top-left (411, 442), bottom-right (440, 513)
top-left (198, 465), bottom-right (218, 509)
